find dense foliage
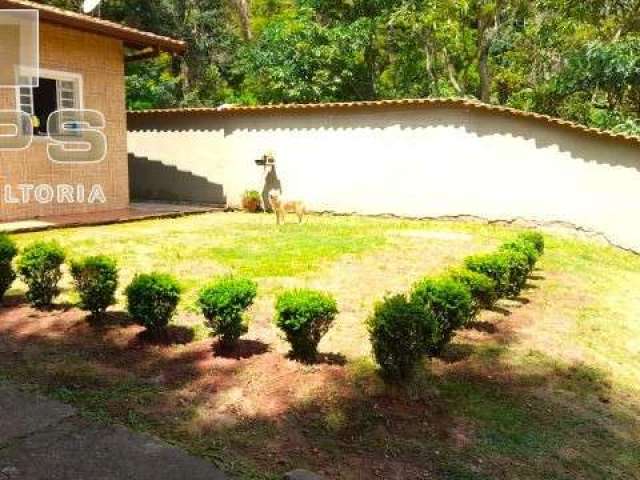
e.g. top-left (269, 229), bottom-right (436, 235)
top-left (125, 272), bottom-right (182, 333)
top-left (275, 288), bottom-right (338, 362)
top-left (465, 252), bottom-right (513, 298)
top-left (410, 276), bottom-right (473, 355)
top-left (500, 248), bottom-right (531, 296)
top-left (0, 234), bottom-right (18, 300)
top-left (447, 267), bottom-right (497, 316)
top-left (40, 0), bottom-right (640, 134)
top-left (70, 255), bottom-right (119, 317)
top-left (519, 231), bottom-right (545, 255)
top-left (17, 241), bottom-right (66, 308)
top-left (500, 239), bottom-right (540, 271)
top-left (197, 276), bottom-right (257, 348)
top-left (367, 294), bottom-right (428, 382)
top-left (366, 229), bottom-right (546, 383)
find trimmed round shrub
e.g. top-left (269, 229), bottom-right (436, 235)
top-left (275, 289), bottom-right (338, 362)
top-left (125, 273), bottom-right (181, 333)
top-left (465, 253), bottom-right (512, 298)
top-left (410, 276), bottom-right (473, 356)
top-left (500, 239), bottom-right (539, 271)
top-left (501, 248), bottom-right (530, 297)
top-left (197, 276), bottom-right (257, 348)
top-left (70, 255), bottom-right (118, 317)
top-left (367, 294), bottom-right (429, 382)
top-left (519, 231), bottom-right (545, 255)
top-left (447, 267), bottom-right (497, 316)
top-left (0, 233), bottom-right (18, 299)
top-left (17, 241), bottom-right (66, 308)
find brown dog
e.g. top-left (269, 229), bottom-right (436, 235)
top-left (268, 189), bottom-right (305, 225)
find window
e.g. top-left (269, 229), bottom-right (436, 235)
top-left (16, 69), bottom-right (82, 136)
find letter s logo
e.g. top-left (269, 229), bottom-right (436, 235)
top-left (0, 110), bottom-right (32, 151)
top-left (47, 109), bottom-right (107, 164)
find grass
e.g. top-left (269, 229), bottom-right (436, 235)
top-left (12, 214), bottom-right (395, 305)
top-left (1, 212), bottom-right (639, 479)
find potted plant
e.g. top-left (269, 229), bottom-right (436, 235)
top-left (242, 190), bottom-right (262, 212)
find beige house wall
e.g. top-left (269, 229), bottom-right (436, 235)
top-left (0, 25), bottom-right (21, 85)
top-left (0, 22), bottom-right (129, 221)
top-left (127, 106), bottom-right (640, 252)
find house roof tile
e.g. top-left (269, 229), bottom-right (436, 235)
top-left (0, 0), bottom-right (186, 53)
top-left (128, 98), bottom-right (640, 146)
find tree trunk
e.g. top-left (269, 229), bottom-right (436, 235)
top-left (478, 48), bottom-right (490, 102)
top-left (477, 17), bottom-right (492, 103)
top-left (444, 48), bottom-right (463, 95)
top-left (180, 59), bottom-right (190, 99)
top-left (424, 41), bottom-right (436, 94)
top-left (364, 23), bottom-right (378, 99)
top-left (231, 0), bottom-right (252, 41)
top-left (424, 45), bottom-right (434, 81)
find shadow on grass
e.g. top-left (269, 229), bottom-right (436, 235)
top-left (488, 304), bottom-right (512, 316)
top-left (2, 293), bottom-right (75, 313)
top-left (438, 343), bottom-right (476, 363)
top-left (315, 352), bottom-right (348, 366)
top-left (466, 320), bottom-right (499, 334)
top-left (212, 339), bottom-right (270, 359)
top-left (132, 325), bottom-right (196, 346)
top-left (283, 351), bottom-right (348, 366)
top-left (175, 351), bottom-right (638, 480)
top-left (86, 311), bottom-right (135, 328)
top-left (0, 300), bottom-right (637, 480)
top-left (1, 293), bottom-right (27, 308)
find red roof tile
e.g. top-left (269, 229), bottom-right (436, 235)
top-left (0, 0), bottom-right (186, 53)
top-left (128, 98), bottom-right (640, 146)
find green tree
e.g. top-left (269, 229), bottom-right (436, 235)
top-left (239, 8), bottom-right (372, 103)
top-left (37, 0), bottom-right (640, 133)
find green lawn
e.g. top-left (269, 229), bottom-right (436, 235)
top-left (1, 212), bottom-right (639, 479)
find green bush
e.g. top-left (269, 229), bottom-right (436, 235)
top-left (410, 276), bottom-right (473, 356)
top-left (17, 241), bottom-right (66, 308)
top-left (501, 248), bottom-right (530, 297)
top-left (0, 233), bottom-right (18, 299)
top-left (125, 273), bottom-right (181, 333)
top-left (448, 267), bottom-right (497, 316)
top-left (465, 253), bottom-right (512, 298)
top-left (367, 294), bottom-right (429, 382)
top-left (197, 277), bottom-right (257, 348)
top-left (519, 231), bottom-right (545, 255)
top-left (70, 255), bottom-right (118, 317)
top-left (275, 289), bottom-right (338, 362)
top-left (500, 239), bottom-right (539, 271)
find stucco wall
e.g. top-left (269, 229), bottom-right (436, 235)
top-left (0, 22), bottom-right (129, 221)
top-left (0, 24), bottom-right (21, 85)
top-left (127, 105), bottom-right (640, 252)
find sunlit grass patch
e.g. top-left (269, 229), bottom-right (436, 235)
top-left (1, 212), bottom-right (640, 479)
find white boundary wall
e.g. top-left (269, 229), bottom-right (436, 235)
top-left (128, 105), bottom-right (640, 252)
